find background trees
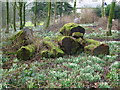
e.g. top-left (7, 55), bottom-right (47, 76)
top-left (30, 2), bottom-right (73, 25)
top-left (45, 1), bottom-right (51, 28)
top-left (5, 0), bottom-right (9, 33)
top-left (106, 0), bottom-right (116, 36)
top-left (13, 2), bottom-right (16, 31)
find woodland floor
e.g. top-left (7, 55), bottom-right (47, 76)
top-left (0, 23), bottom-right (120, 88)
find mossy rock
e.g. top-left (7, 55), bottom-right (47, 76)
top-left (60, 23), bottom-right (85, 38)
top-left (40, 41), bottom-right (64, 58)
top-left (17, 44), bottom-right (36, 60)
top-left (57, 36), bottom-right (84, 54)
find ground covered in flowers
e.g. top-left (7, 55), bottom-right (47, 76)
top-left (1, 24), bottom-right (120, 88)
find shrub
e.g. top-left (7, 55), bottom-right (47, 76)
top-left (80, 8), bottom-right (99, 24)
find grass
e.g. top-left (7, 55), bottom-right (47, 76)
top-left (1, 23), bottom-right (120, 88)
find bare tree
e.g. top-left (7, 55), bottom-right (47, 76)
top-left (34, 1), bottom-right (37, 26)
top-left (5, 0), bottom-right (9, 33)
top-left (54, 2), bottom-right (57, 23)
top-left (106, 0), bottom-right (116, 36)
top-left (102, 0), bottom-right (105, 17)
top-left (23, 2), bottom-right (26, 27)
top-left (13, 2), bottom-right (16, 31)
top-left (45, 1), bottom-right (51, 29)
top-left (18, 2), bottom-right (23, 30)
top-left (73, 0), bottom-right (77, 18)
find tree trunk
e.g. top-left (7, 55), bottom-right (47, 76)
top-left (23, 2), bottom-right (26, 27)
top-left (45, 1), bottom-right (51, 29)
top-left (118, 19), bottom-right (120, 30)
top-left (60, 23), bottom-right (85, 38)
top-left (5, 1), bottom-right (9, 33)
top-left (40, 41), bottom-right (64, 58)
top-left (13, 2), bottom-right (16, 31)
top-left (73, 0), bottom-right (77, 18)
top-left (34, 1), bottom-right (37, 26)
top-left (101, 0), bottom-right (105, 17)
top-left (57, 36), bottom-right (84, 54)
top-left (83, 38), bottom-right (109, 55)
top-left (17, 44), bottom-right (36, 60)
top-left (59, 2), bottom-right (63, 20)
top-left (19, 2), bottom-right (23, 30)
top-left (6, 27), bottom-right (34, 51)
top-left (54, 2), bottom-right (57, 23)
top-left (106, 0), bottom-right (116, 36)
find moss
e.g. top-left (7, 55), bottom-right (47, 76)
top-left (41, 41), bottom-right (64, 58)
top-left (17, 44), bottom-right (36, 60)
top-left (9, 31), bottom-right (24, 41)
top-left (44, 36), bottom-right (51, 40)
top-left (3, 51), bottom-right (16, 55)
top-left (84, 38), bottom-right (101, 45)
top-left (40, 50), bottom-right (51, 58)
top-left (85, 44), bottom-right (98, 50)
top-left (72, 32), bottom-right (83, 37)
top-left (60, 23), bottom-right (79, 36)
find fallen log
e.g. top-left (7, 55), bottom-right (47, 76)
top-left (5, 27), bottom-right (35, 51)
top-left (57, 36), bottom-right (84, 54)
top-left (83, 38), bottom-right (109, 55)
top-left (60, 23), bottom-right (85, 38)
top-left (17, 44), bottom-right (36, 60)
top-left (40, 41), bottom-right (64, 58)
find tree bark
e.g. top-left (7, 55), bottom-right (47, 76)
top-left (34, 1), bottom-right (37, 26)
top-left (19, 2), bottom-right (23, 30)
top-left (54, 2), bottom-right (57, 23)
top-left (73, 0), bottom-right (77, 18)
top-left (13, 2), bottom-right (16, 31)
top-left (83, 38), bottom-right (109, 55)
top-left (59, 2), bottom-right (63, 20)
top-left (5, 0), bottom-right (9, 33)
top-left (17, 44), bottom-right (36, 60)
top-left (101, 0), bottom-right (105, 17)
top-left (57, 36), bottom-right (84, 54)
top-left (106, 0), bottom-right (116, 36)
top-left (45, 1), bottom-right (51, 29)
top-left (23, 2), bottom-right (26, 27)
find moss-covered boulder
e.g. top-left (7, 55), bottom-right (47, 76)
top-left (40, 41), bottom-right (64, 58)
top-left (60, 23), bottom-right (85, 38)
top-left (17, 44), bottom-right (36, 60)
top-left (57, 36), bottom-right (84, 54)
top-left (83, 38), bottom-right (109, 55)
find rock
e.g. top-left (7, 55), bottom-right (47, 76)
top-left (60, 23), bottom-right (85, 38)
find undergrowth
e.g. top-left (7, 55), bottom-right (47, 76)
top-left (1, 24), bottom-right (120, 89)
